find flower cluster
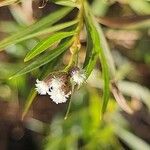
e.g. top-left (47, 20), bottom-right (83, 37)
top-left (70, 67), bottom-right (86, 86)
top-left (35, 67), bottom-right (86, 104)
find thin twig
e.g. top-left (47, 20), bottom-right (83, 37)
top-left (111, 81), bottom-right (133, 114)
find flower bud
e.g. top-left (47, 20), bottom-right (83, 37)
top-left (69, 67), bottom-right (86, 86)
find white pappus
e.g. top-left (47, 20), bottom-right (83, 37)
top-left (35, 75), bottom-right (71, 104)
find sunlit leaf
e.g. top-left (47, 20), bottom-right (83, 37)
top-left (24, 31), bottom-right (74, 61)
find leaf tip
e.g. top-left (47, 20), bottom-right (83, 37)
top-left (24, 57), bottom-right (29, 62)
top-left (24, 52), bottom-right (32, 62)
top-left (9, 76), bottom-right (13, 80)
top-left (21, 112), bottom-right (26, 121)
top-left (9, 74), bottom-right (18, 80)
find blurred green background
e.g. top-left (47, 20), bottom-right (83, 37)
top-left (0, 0), bottom-right (150, 150)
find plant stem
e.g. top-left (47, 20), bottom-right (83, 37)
top-left (64, 0), bottom-right (84, 71)
top-left (64, 84), bottom-right (75, 119)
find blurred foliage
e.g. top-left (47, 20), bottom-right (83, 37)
top-left (43, 88), bottom-right (121, 150)
top-left (0, 0), bottom-right (150, 150)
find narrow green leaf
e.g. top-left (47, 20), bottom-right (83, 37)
top-left (22, 89), bottom-right (37, 120)
top-left (96, 26), bottom-right (116, 78)
top-left (24, 31), bottom-right (74, 61)
top-left (83, 32), bottom-right (93, 69)
top-left (84, 1), bottom-right (110, 115)
top-left (83, 23), bottom-right (98, 77)
top-left (52, 0), bottom-right (79, 8)
top-left (0, 7), bottom-right (73, 50)
top-left (10, 40), bottom-right (72, 79)
top-left (5, 20), bottom-right (78, 44)
top-left (84, 51), bottom-right (98, 77)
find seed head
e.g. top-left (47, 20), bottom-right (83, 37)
top-left (35, 72), bottom-right (72, 104)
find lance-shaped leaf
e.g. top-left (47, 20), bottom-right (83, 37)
top-left (83, 16), bottom-right (98, 77)
top-left (24, 31), bottom-right (74, 62)
top-left (3, 20), bottom-right (78, 44)
top-left (21, 89), bottom-right (37, 120)
top-left (10, 40), bottom-right (72, 79)
top-left (0, 7), bottom-right (73, 50)
top-left (84, 1), bottom-right (110, 115)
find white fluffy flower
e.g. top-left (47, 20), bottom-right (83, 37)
top-left (35, 76), bottom-right (71, 104)
top-left (49, 89), bottom-right (71, 104)
top-left (71, 69), bottom-right (86, 86)
top-left (48, 76), bottom-right (62, 89)
top-left (35, 79), bottom-right (49, 95)
top-left (47, 77), bottom-right (71, 104)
